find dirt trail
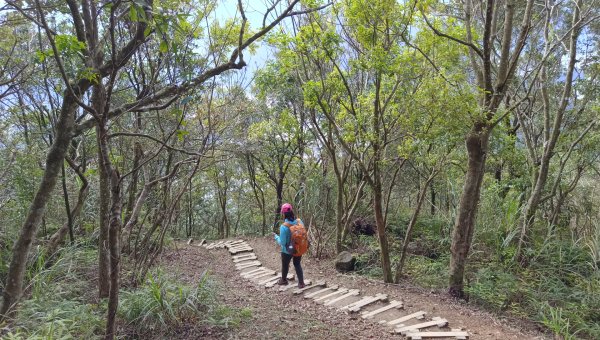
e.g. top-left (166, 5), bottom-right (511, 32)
top-left (162, 237), bottom-right (548, 339)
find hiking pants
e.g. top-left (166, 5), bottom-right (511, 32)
top-left (281, 252), bottom-right (304, 283)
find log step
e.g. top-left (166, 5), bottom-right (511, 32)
top-left (304, 285), bottom-right (339, 299)
top-left (232, 253), bottom-right (257, 260)
top-left (294, 281), bottom-right (326, 294)
top-left (265, 274), bottom-right (295, 288)
top-left (250, 270), bottom-right (278, 280)
top-left (383, 311), bottom-right (426, 326)
top-left (242, 268), bottom-right (274, 279)
top-left (361, 300), bottom-right (403, 319)
top-left (395, 317), bottom-right (448, 335)
top-left (235, 261), bottom-right (261, 270)
top-left (313, 288), bottom-right (349, 302)
top-left (232, 254), bottom-right (258, 263)
top-left (340, 293), bottom-right (387, 312)
top-left (323, 289), bottom-right (360, 306)
top-left (279, 279), bottom-right (312, 291)
top-left (229, 247), bottom-right (253, 254)
top-left (405, 329), bottom-right (468, 340)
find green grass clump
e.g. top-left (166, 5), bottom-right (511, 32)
top-left (119, 269), bottom-right (252, 337)
top-left (2, 244), bottom-right (103, 339)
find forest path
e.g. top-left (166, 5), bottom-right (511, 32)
top-left (162, 237), bottom-right (547, 340)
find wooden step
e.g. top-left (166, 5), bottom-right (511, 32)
top-left (250, 270), bottom-right (278, 280)
top-left (304, 285), bottom-right (339, 299)
top-left (405, 329), bottom-right (468, 339)
top-left (339, 293), bottom-right (387, 312)
top-left (228, 244), bottom-right (250, 250)
top-left (235, 261), bottom-right (261, 270)
top-left (228, 244), bottom-right (251, 250)
top-left (313, 288), bottom-right (349, 302)
top-left (279, 279), bottom-right (312, 291)
top-left (361, 300), bottom-right (403, 319)
top-left (294, 281), bottom-right (326, 295)
top-left (240, 267), bottom-right (267, 277)
top-left (265, 274), bottom-right (295, 288)
top-left (232, 254), bottom-right (257, 263)
top-left (395, 317), bottom-right (448, 335)
top-left (229, 247), bottom-right (253, 254)
top-left (232, 253), bottom-right (257, 260)
top-left (258, 274), bottom-right (282, 285)
top-left (323, 289), bottom-right (360, 306)
top-left (384, 311), bottom-right (426, 326)
top-left (241, 268), bottom-right (273, 279)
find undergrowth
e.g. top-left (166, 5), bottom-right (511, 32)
top-left (352, 204), bottom-right (600, 340)
top-left (1, 243), bottom-right (251, 339)
top-left (119, 269), bottom-right (252, 338)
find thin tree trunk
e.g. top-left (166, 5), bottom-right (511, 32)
top-left (374, 182), bottom-right (393, 283)
top-left (96, 117), bottom-right (110, 299)
top-left (0, 91), bottom-right (77, 320)
top-left (449, 129), bottom-right (489, 297)
top-left (395, 175), bottom-right (435, 283)
top-left (61, 162), bottom-right (75, 244)
top-left (430, 181), bottom-right (436, 216)
top-left (46, 170), bottom-right (89, 257)
top-left (104, 167), bottom-right (121, 340)
top-left (515, 1), bottom-right (581, 263)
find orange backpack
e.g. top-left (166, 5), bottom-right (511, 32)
top-left (283, 219), bottom-right (309, 257)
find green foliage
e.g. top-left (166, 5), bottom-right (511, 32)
top-left (465, 267), bottom-right (522, 312)
top-left (119, 269), bottom-right (251, 336)
top-left (3, 245), bottom-right (103, 339)
top-left (404, 254), bottom-right (450, 288)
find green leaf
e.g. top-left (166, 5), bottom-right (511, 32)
top-left (159, 40), bottom-right (168, 53)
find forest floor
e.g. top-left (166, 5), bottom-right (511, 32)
top-left (158, 237), bottom-right (550, 340)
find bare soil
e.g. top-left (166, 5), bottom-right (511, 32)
top-left (160, 236), bottom-right (549, 340)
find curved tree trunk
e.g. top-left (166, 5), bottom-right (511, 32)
top-left (0, 92), bottom-right (77, 320)
top-left (449, 128), bottom-right (489, 297)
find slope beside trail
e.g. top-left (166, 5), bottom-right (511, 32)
top-left (160, 236), bottom-right (548, 340)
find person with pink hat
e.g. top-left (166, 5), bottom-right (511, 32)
top-left (273, 203), bottom-right (306, 288)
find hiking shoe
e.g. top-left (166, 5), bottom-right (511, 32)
top-left (297, 283), bottom-right (305, 289)
top-left (277, 278), bottom-right (288, 285)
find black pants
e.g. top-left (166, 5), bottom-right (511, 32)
top-left (281, 252), bottom-right (304, 284)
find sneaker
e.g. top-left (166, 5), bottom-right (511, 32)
top-left (277, 278), bottom-right (288, 285)
top-left (297, 283), bottom-right (305, 289)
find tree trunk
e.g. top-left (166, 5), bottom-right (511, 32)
top-left (46, 176), bottom-right (89, 257)
top-left (374, 183), bottom-right (393, 283)
top-left (449, 128), bottom-right (489, 297)
top-left (515, 1), bottom-right (581, 263)
top-left (335, 174), bottom-right (344, 253)
top-left (104, 167), bottom-right (121, 340)
top-left (61, 162), bottom-right (75, 244)
top-left (0, 91), bottom-right (77, 321)
top-left (97, 121), bottom-right (122, 339)
top-left (96, 119), bottom-right (110, 299)
top-left (395, 175), bottom-right (434, 283)
top-left (430, 181), bottom-right (436, 216)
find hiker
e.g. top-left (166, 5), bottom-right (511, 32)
top-left (273, 203), bottom-right (307, 288)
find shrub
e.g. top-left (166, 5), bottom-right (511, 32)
top-left (119, 269), bottom-right (252, 337)
top-left (2, 245), bottom-right (103, 339)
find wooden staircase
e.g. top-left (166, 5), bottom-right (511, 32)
top-left (200, 239), bottom-right (469, 340)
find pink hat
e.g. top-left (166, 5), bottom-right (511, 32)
top-left (280, 203), bottom-right (293, 214)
